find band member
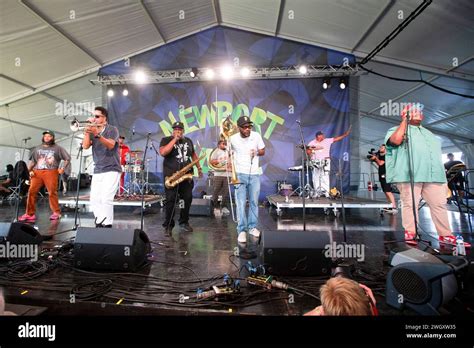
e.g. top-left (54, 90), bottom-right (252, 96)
top-left (229, 116), bottom-right (265, 244)
top-left (385, 104), bottom-right (470, 248)
top-left (369, 144), bottom-right (397, 213)
top-left (210, 140), bottom-right (231, 216)
top-left (19, 130), bottom-right (71, 222)
top-left (159, 121), bottom-right (203, 236)
top-left (82, 106), bottom-right (121, 228)
top-left (0, 164), bottom-right (14, 195)
top-left (60, 160), bottom-right (71, 195)
top-left (307, 127), bottom-right (351, 197)
top-left (444, 153), bottom-right (465, 198)
top-left (118, 136), bottom-right (130, 195)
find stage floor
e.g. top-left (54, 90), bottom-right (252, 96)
top-left (0, 193), bottom-right (472, 316)
top-left (58, 194), bottom-right (164, 207)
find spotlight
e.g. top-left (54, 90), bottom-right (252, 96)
top-left (322, 78), bottom-right (330, 90)
top-left (205, 68), bottom-right (215, 80)
top-left (298, 65), bottom-right (308, 75)
top-left (240, 67), bottom-right (250, 78)
top-left (107, 89), bottom-right (114, 97)
top-left (122, 88), bottom-right (129, 96)
top-left (134, 70), bottom-right (147, 84)
top-left (220, 65), bottom-right (234, 80)
top-left (339, 78), bottom-right (347, 90)
top-left (190, 67), bottom-right (198, 78)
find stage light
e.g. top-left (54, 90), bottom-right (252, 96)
top-left (205, 68), bottom-right (215, 79)
top-left (339, 78), bottom-right (347, 90)
top-left (240, 67), bottom-right (250, 77)
top-left (220, 65), bottom-right (234, 80)
top-left (107, 89), bottom-right (114, 97)
top-left (122, 88), bottom-right (129, 96)
top-left (322, 78), bottom-right (330, 90)
top-left (134, 70), bottom-right (147, 84)
top-left (299, 65), bottom-right (308, 75)
top-left (190, 67), bottom-right (198, 78)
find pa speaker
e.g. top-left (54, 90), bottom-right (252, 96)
top-left (0, 222), bottom-right (42, 245)
top-left (74, 227), bottom-right (151, 272)
top-left (262, 230), bottom-right (332, 276)
top-left (189, 198), bottom-right (213, 216)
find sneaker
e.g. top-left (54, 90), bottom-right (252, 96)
top-left (238, 232), bottom-right (247, 243)
top-left (49, 212), bottom-right (61, 220)
top-left (179, 223), bottom-right (193, 232)
top-left (404, 231), bottom-right (417, 246)
top-left (439, 235), bottom-right (471, 248)
top-left (249, 228), bottom-right (261, 238)
top-left (164, 226), bottom-right (173, 237)
top-left (222, 207), bottom-right (230, 216)
top-left (18, 214), bottom-right (36, 222)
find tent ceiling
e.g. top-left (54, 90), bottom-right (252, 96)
top-left (0, 0), bottom-right (473, 150)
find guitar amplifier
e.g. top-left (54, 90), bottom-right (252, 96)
top-left (189, 198), bottom-right (213, 216)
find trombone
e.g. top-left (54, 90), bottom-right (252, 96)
top-left (70, 120), bottom-right (103, 132)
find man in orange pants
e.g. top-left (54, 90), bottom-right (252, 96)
top-left (19, 130), bottom-right (71, 222)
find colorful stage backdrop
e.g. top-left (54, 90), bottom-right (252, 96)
top-left (101, 27), bottom-right (354, 199)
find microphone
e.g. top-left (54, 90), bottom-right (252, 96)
top-left (22, 137), bottom-right (31, 141)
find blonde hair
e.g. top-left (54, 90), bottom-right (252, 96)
top-left (320, 277), bottom-right (372, 316)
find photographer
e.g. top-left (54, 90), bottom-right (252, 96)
top-left (369, 144), bottom-right (397, 213)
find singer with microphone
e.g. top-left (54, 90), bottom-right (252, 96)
top-left (18, 130), bottom-right (70, 222)
top-left (82, 106), bottom-right (121, 228)
top-left (384, 103), bottom-right (470, 249)
top-left (229, 116), bottom-right (265, 244)
top-left (159, 121), bottom-right (202, 236)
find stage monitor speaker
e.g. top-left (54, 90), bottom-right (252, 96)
top-left (0, 222), bottom-right (43, 245)
top-left (74, 227), bottom-right (151, 272)
top-left (189, 198), bottom-right (213, 216)
top-left (262, 229), bottom-right (332, 276)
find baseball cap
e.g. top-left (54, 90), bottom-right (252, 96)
top-left (43, 130), bottom-right (55, 137)
top-left (237, 116), bottom-right (253, 127)
top-left (171, 121), bottom-right (184, 129)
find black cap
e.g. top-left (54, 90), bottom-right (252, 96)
top-left (237, 116), bottom-right (253, 127)
top-left (43, 130), bottom-right (55, 137)
top-left (315, 131), bottom-right (323, 137)
top-left (172, 121), bottom-right (184, 129)
top-left (447, 153), bottom-right (454, 157)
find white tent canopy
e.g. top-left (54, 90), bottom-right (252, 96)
top-left (1, 0), bottom-right (473, 162)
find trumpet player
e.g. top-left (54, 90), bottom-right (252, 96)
top-left (159, 121), bottom-right (203, 236)
top-left (229, 116), bottom-right (265, 244)
top-left (82, 106), bottom-right (121, 228)
top-left (210, 140), bottom-right (231, 216)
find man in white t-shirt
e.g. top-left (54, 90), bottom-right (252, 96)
top-left (210, 139), bottom-right (231, 216)
top-left (229, 116), bottom-right (265, 244)
top-left (307, 127), bottom-right (351, 197)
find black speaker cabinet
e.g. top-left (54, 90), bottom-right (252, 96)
top-left (74, 227), bottom-right (151, 272)
top-left (189, 198), bottom-right (213, 216)
top-left (0, 222), bottom-right (43, 245)
top-left (262, 230), bottom-right (332, 276)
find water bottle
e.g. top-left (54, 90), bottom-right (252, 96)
top-left (456, 236), bottom-right (466, 256)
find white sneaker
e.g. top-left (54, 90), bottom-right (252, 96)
top-left (222, 207), bottom-right (230, 216)
top-left (249, 228), bottom-right (261, 238)
top-left (238, 232), bottom-right (247, 243)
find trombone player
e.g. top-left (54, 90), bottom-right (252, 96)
top-left (209, 139), bottom-right (231, 216)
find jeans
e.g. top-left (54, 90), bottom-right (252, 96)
top-left (235, 173), bottom-right (260, 234)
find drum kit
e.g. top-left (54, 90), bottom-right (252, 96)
top-left (120, 150), bottom-right (151, 196)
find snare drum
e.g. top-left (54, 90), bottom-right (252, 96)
top-left (279, 183), bottom-right (293, 196)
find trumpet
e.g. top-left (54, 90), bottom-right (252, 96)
top-left (70, 120), bottom-right (103, 132)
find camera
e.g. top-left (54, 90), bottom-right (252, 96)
top-left (366, 148), bottom-right (380, 160)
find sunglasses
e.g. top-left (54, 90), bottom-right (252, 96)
top-left (240, 125), bottom-right (252, 130)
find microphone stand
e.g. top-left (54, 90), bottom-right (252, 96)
top-left (295, 120), bottom-right (308, 231)
top-left (21, 138), bottom-right (30, 161)
top-left (73, 144), bottom-right (84, 230)
top-left (336, 158), bottom-right (347, 242)
top-left (140, 133), bottom-right (151, 232)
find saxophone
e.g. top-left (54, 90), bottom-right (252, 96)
top-left (165, 154), bottom-right (206, 189)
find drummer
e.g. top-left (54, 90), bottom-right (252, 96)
top-left (118, 136), bottom-right (130, 195)
top-left (307, 127), bottom-right (351, 197)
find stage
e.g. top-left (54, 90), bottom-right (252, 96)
top-left (0, 194), bottom-right (472, 317)
top-left (58, 194), bottom-right (164, 208)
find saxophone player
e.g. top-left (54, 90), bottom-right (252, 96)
top-left (159, 122), bottom-right (203, 236)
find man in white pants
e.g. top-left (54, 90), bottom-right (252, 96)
top-left (307, 128), bottom-right (351, 197)
top-left (82, 106), bottom-right (121, 228)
